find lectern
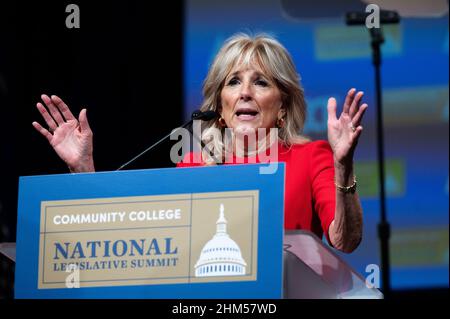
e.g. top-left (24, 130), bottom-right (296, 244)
top-left (283, 230), bottom-right (383, 299)
top-left (2, 164), bottom-right (382, 298)
top-left (1, 233), bottom-right (383, 299)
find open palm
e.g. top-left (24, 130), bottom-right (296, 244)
top-left (32, 94), bottom-right (94, 172)
top-left (327, 89), bottom-right (368, 165)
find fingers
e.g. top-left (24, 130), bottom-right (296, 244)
top-left (32, 121), bottom-right (53, 142)
top-left (351, 103), bottom-right (368, 127)
top-left (78, 108), bottom-right (92, 133)
top-left (349, 91), bottom-right (364, 117)
top-left (41, 94), bottom-right (65, 125)
top-left (343, 88), bottom-right (356, 114)
top-left (352, 125), bottom-right (363, 141)
top-left (51, 95), bottom-right (76, 121)
top-left (36, 93), bottom-right (83, 131)
top-left (36, 102), bottom-right (58, 132)
top-left (327, 97), bottom-right (338, 122)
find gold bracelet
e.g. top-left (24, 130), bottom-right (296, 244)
top-left (335, 175), bottom-right (357, 193)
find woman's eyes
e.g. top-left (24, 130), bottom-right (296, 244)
top-left (255, 79), bottom-right (269, 87)
top-left (227, 78), bottom-right (240, 86)
top-left (226, 77), bottom-right (270, 87)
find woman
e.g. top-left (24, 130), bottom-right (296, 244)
top-left (32, 33), bottom-right (367, 253)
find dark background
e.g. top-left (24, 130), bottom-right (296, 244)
top-left (0, 0), bottom-right (183, 297)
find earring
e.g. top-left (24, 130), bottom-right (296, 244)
top-left (276, 117), bottom-right (285, 128)
top-left (218, 117), bottom-right (226, 127)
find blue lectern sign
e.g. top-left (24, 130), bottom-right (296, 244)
top-left (15, 164), bottom-right (284, 298)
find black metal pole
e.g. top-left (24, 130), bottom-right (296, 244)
top-left (370, 27), bottom-right (391, 298)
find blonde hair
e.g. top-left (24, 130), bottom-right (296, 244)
top-left (199, 33), bottom-right (309, 161)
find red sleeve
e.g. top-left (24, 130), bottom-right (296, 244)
top-left (309, 141), bottom-right (336, 245)
top-left (176, 152), bottom-right (203, 168)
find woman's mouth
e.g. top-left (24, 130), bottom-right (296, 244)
top-left (235, 109), bottom-right (259, 121)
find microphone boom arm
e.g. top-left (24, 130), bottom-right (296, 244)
top-left (116, 110), bottom-right (219, 170)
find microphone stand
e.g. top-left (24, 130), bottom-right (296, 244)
top-left (116, 121), bottom-right (192, 171)
top-left (345, 11), bottom-right (400, 297)
top-left (117, 111), bottom-right (219, 171)
top-left (370, 26), bottom-right (391, 298)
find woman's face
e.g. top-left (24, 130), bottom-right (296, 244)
top-left (219, 63), bottom-right (284, 135)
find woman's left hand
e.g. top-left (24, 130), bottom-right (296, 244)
top-left (327, 88), bottom-right (368, 166)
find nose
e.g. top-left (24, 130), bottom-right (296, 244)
top-left (239, 81), bottom-right (253, 102)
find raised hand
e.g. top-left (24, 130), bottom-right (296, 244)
top-left (327, 88), bottom-right (368, 166)
top-left (32, 94), bottom-right (95, 173)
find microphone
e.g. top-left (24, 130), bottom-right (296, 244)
top-left (116, 110), bottom-right (219, 170)
top-left (192, 110), bottom-right (219, 121)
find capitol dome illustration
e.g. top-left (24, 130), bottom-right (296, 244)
top-left (194, 204), bottom-right (247, 277)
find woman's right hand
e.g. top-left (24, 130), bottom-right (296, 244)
top-left (32, 94), bottom-right (95, 173)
